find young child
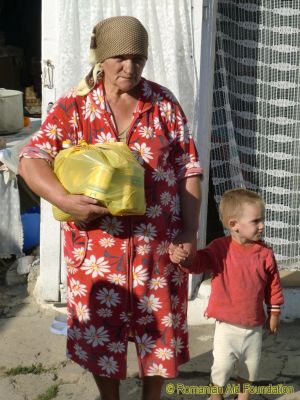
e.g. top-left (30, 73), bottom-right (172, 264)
top-left (169, 188), bottom-right (284, 400)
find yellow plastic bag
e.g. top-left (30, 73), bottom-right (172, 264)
top-left (52, 142), bottom-right (145, 221)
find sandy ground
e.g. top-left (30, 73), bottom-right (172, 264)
top-left (0, 278), bottom-right (300, 400)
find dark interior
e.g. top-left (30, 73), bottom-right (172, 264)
top-left (0, 0), bottom-right (41, 113)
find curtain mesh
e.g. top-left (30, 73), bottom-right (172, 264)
top-left (211, 0), bottom-right (300, 269)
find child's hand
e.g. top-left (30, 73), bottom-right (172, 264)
top-left (267, 314), bottom-right (280, 334)
top-left (169, 243), bottom-right (189, 265)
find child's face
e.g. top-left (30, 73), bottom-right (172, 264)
top-left (230, 203), bottom-right (265, 244)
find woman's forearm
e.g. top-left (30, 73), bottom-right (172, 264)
top-left (18, 158), bottom-right (69, 209)
top-left (179, 175), bottom-right (201, 232)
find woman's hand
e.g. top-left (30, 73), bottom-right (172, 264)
top-left (59, 194), bottom-right (110, 224)
top-left (168, 243), bottom-right (189, 264)
top-left (170, 230), bottom-right (197, 267)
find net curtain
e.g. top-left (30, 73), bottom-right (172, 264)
top-left (56, 0), bottom-right (197, 131)
top-left (211, 0), bottom-right (300, 269)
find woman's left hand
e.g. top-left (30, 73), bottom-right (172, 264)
top-left (170, 230), bottom-right (197, 267)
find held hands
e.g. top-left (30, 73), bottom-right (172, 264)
top-left (168, 230), bottom-right (197, 268)
top-left (59, 194), bottom-right (110, 226)
top-left (169, 243), bottom-right (189, 264)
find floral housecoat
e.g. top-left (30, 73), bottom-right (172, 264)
top-left (20, 77), bottom-right (203, 379)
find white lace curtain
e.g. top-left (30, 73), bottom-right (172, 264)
top-left (55, 0), bottom-right (197, 131)
top-left (211, 0), bottom-right (300, 269)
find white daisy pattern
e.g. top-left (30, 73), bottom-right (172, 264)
top-left (170, 194), bottom-right (180, 216)
top-left (96, 288), bottom-right (121, 308)
top-left (92, 87), bottom-right (105, 108)
top-left (36, 142), bottom-right (57, 157)
top-left (70, 278), bottom-right (87, 297)
top-left (120, 240), bottom-right (127, 253)
top-left (132, 265), bottom-right (149, 288)
top-left (160, 191), bottom-right (172, 206)
top-left (171, 269), bottom-right (185, 287)
top-left (134, 223), bottom-right (157, 243)
top-left (137, 315), bottom-right (155, 325)
top-left (99, 237), bottom-right (116, 248)
top-left (175, 153), bottom-right (195, 167)
top-left (87, 239), bottom-right (93, 251)
top-left (96, 308), bottom-right (113, 318)
top-left (130, 142), bottom-right (154, 164)
top-left (138, 294), bottom-right (162, 314)
top-left (170, 337), bottom-right (184, 356)
top-left (44, 123), bottom-right (63, 140)
top-left (148, 277), bottom-right (167, 290)
top-left (119, 312), bottom-right (130, 323)
top-left (95, 131), bottom-right (116, 144)
top-left (165, 168), bottom-right (176, 187)
top-left (162, 313), bottom-right (173, 327)
top-left (83, 325), bottom-right (110, 347)
top-left (107, 273), bottom-right (126, 286)
top-left (136, 333), bottom-right (156, 358)
top-left (164, 263), bottom-right (175, 277)
top-left (67, 264), bottom-right (78, 275)
top-left (152, 167), bottom-right (166, 182)
top-left (98, 355), bottom-right (119, 375)
top-left (146, 205), bottom-right (162, 219)
top-left (69, 111), bottom-right (79, 129)
top-left (171, 295), bottom-right (179, 310)
top-left (139, 126), bottom-right (155, 139)
top-left (72, 247), bottom-right (85, 262)
top-left (74, 343), bottom-right (88, 361)
top-left (155, 348), bottom-right (174, 361)
top-left (136, 244), bottom-right (151, 255)
top-left (68, 326), bottom-right (82, 340)
top-left (160, 102), bottom-right (176, 124)
top-left (81, 255), bottom-right (110, 278)
top-left (178, 120), bottom-right (192, 144)
top-left (75, 302), bottom-right (90, 323)
top-left (147, 363), bottom-right (168, 377)
top-left (153, 116), bottom-right (162, 130)
top-left (107, 341), bottom-right (126, 354)
top-left (100, 216), bottom-right (124, 236)
top-left (156, 241), bottom-right (170, 256)
top-left (82, 96), bottom-right (101, 122)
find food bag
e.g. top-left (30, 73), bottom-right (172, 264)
top-left (52, 142), bottom-right (145, 221)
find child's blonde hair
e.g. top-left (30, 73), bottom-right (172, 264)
top-left (219, 188), bottom-right (265, 229)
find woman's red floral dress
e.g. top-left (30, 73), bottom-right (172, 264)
top-left (20, 77), bottom-right (203, 379)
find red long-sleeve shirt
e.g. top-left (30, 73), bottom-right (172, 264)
top-left (191, 236), bottom-right (284, 327)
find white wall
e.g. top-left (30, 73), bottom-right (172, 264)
top-left (38, 0), bottom-right (61, 302)
top-left (189, 0), bottom-right (218, 299)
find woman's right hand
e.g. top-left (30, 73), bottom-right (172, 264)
top-left (59, 193), bottom-right (110, 224)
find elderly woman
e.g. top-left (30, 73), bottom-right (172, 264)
top-left (19, 16), bottom-right (202, 400)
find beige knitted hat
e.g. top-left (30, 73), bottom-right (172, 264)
top-left (89, 16), bottom-right (148, 64)
top-left (76, 16), bottom-right (148, 95)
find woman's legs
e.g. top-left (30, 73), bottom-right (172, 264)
top-left (142, 376), bottom-right (164, 400)
top-left (93, 375), bottom-right (120, 400)
top-left (93, 375), bottom-right (164, 400)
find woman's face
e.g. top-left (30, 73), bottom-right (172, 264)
top-left (102, 54), bottom-right (146, 93)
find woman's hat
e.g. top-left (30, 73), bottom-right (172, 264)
top-left (89, 16), bottom-right (148, 64)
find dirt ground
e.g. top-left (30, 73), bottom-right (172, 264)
top-left (0, 272), bottom-right (300, 400)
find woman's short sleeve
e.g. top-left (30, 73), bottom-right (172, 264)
top-left (19, 90), bottom-right (78, 166)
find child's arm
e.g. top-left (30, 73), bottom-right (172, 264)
top-left (266, 313), bottom-right (280, 333)
top-left (169, 243), bottom-right (213, 273)
top-left (265, 250), bottom-right (284, 333)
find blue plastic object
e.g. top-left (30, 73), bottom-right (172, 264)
top-left (21, 206), bottom-right (40, 253)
